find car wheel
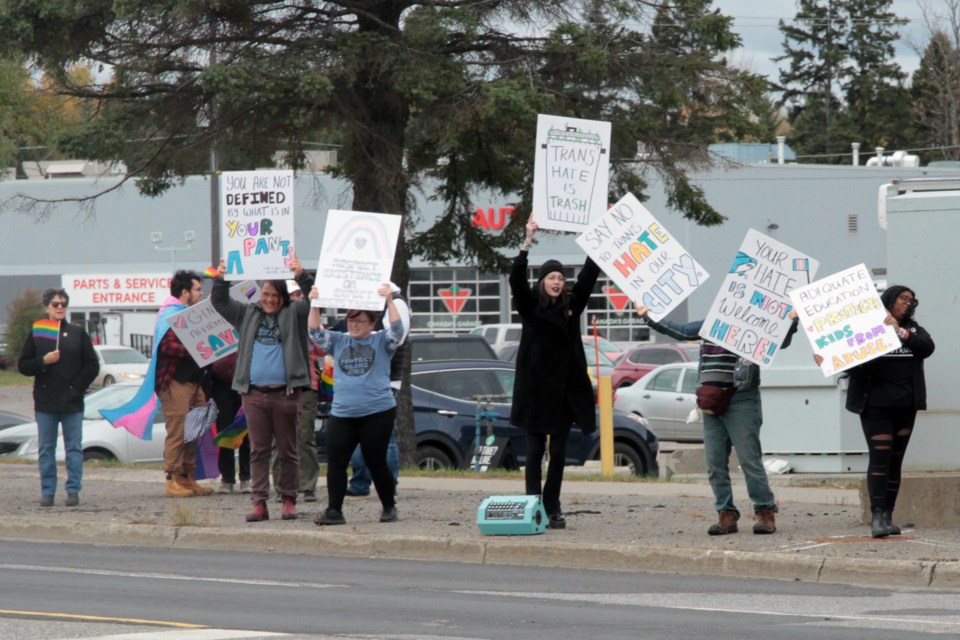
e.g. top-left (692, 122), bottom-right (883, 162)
top-left (613, 442), bottom-right (646, 477)
top-left (84, 449), bottom-right (115, 463)
top-left (416, 445), bottom-right (453, 471)
top-left (102, 375), bottom-right (116, 387)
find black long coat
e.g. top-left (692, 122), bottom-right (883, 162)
top-left (509, 251), bottom-right (599, 435)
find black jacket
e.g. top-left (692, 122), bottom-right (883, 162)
top-left (18, 321), bottom-right (99, 413)
top-left (845, 319), bottom-right (934, 414)
top-left (509, 251), bottom-right (600, 435)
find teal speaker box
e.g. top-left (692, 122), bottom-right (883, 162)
top-left (476, 495), bottom-right (548, 535)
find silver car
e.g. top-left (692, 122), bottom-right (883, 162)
top-left (0, 383), bottom-right (166, 463)
top-left (613, 361), bottom-right (702, 442)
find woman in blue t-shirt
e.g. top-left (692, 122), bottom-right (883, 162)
top-left (308, 283), bottom-right (403, 525)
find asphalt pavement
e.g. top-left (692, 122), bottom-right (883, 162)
top-left (1, 461), bottom-right (959, 590)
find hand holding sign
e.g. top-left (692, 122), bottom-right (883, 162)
top-left (287, 247), bottom-right (303, 277)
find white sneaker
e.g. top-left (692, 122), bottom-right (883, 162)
top-left (217, 482), bottom-right (235, 494)
top-left (239, 480), bottom-right (251, 493)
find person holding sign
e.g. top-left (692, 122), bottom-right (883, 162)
top-left (634, 304), bottom-right (798, 536)
top-left (308, 284), bottom-right (405, 526)
top-left (816, 285), bottom-right (934, 538)
top-left (511, 216), bottom-right (600, 530)
top-left (18, 288), bottom-right (99, 507)
top-left (212, 253), bottom-right (314, 523)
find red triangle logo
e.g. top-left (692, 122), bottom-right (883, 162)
top-left (603, 285), bottom-right (631, 311)
top-left (438, 285), bottom-right (472, 315)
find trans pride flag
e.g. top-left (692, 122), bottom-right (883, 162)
top-left (32, 319), bottom-right (61, 343)
top-left (100, 296), bottom-right (187, 440)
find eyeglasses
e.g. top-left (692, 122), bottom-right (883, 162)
top-left (346, 316), bottom-right (370, 325)
top-left (897, 295), bottom-right (918, 308)
top-left (49, 301), bottom-right (67, 308)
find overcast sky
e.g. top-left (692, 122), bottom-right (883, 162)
top-left (711, 0), bottom-right (936, 83)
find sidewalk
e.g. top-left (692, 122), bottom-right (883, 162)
top-left (1, 462), bottom-right (958, 589)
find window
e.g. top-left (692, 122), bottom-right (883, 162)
top-left (412, 368), bottom-right (506, 402)
top-left (662, 350), bottom-right (684, 364)
top-left (632, 349), bottom-right (667, 365)
top-left (650, 368), bottom-right (681, 392)
top-left (681, 369), bottom-right (699, 394)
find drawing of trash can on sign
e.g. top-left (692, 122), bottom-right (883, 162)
top-left (542, 125), bottom-right (607, 226)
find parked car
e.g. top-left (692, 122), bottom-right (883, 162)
top-left (0, 383), bottom-right (166, 463)
top-left (316, 360), bottom-right (660, 476)
top-left (582, 334), bottom-right (624, 362)
top-left (613, 361), bottom-right (701, 442)
top-left (468, 323), bottom-right (522, 353)
top-left (409, 333), bottom-right (498, 361)
top-left (611, 342), bottom-right (700, 390)
top-left (498, 341), bottom-right (614, 392)
top-left (0, 410), bottom-right (32, 431)
top-left (92, 345), bottom-right (150, 389)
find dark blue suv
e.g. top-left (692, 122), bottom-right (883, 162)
top-left (317, 359), bottom-right (659, 477)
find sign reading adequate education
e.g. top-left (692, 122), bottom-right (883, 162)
top-left (166, 281), bottom-right (261, 366)
top-left (63, 273), bottom-right (172, 308)
top-left (532, 114), bottom-right (611, 233)
top-left (576, 193), bottom-right (709, 321)
top-left (790, 263), bottom-right (900, 376)
top-left (313, 209), bottom-right (402, 312)
top-left (700, 229), bottom-right (819, 367)
top-left (220, 169), bottom-right (295, 280)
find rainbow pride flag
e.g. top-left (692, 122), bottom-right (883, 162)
top-left (319, 355), bottom-right (334, 401)
top-left (32, 319), bottom-right (60, 342)
top-left (213, 408), bottom-right (248, 449)
top-left (202, 266), bottom-right (219, 279)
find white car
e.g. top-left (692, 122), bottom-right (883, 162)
top-left (613, 361), bottom-right (702, 442)
top-left (92, 345), bottom-right (149, 389)
top-left (0, 384), bottom-right (166, 463)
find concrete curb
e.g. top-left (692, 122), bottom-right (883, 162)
top-left (3, 518), bottom-right (957, 589)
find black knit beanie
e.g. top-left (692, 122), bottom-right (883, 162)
top-left (537, 260), bottom-right (564, 282)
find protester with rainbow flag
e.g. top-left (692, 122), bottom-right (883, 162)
top-left (18, 288), bottom-right (99, 507)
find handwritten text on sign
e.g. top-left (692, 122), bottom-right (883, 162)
top-left (789, 263), bottom-right (899, 376)
top-left (220, 170), bottom-right (295, 280)
top-left (313, 210), bottom-right (402, 312)
top-left (167, 281), bottom-right (260, 366)
top-left (700, 229), bottom-right (819, 367)
top-left (532, 114), bottom-right (611, 233)
top-left (576, 193), bottom-right (708, 321)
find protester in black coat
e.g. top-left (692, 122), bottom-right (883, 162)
top-left (509, 215), bottom-right (600, 529)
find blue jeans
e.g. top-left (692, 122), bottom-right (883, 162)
top-left (701, 387), bottom-right (776, 514)
top-left (36, 411), bottom-right (84, 497)
top-left (348, 432), bottom-right (399, 495)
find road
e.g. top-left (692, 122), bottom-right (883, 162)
top-left (1, 540), bottom-right (959, 639)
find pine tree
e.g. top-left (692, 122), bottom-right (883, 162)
top-left (911, 29), bottom-right (960, 162)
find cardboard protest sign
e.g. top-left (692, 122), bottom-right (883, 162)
top-left (220, 170), bottom-right (295, 280)
top-left (532, 114), bottom-right (611, 233)
top-left (700, 229), bottom-right (819, 367)
top-left (313, 210), bottom-right (402, 311)
top-left (167, 281), bottom-right (261, 366)
top-left (576, 193), bottom-right (709, 321)
top-left (789, 263), bottom-right (900, 376)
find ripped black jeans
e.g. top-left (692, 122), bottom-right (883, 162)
top-left (860, 406), bottom-right (916, 512)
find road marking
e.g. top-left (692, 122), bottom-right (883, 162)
top-left (0, 608), bottom-right (204, 628)
top-left (0, 563), bottom-right (344, 589)
top-left (53, 631), bottom-right (288, 639)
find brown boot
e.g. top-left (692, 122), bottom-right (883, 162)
top-left (165, 478), bottom-right (194, 498)
top-left (753, 507), bottom-right (777, 534)
top-left (179, 475), bottom-right (214, 496)
top-left (707, 509), bottom-right (740, 535)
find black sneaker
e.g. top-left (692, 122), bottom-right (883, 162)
top-left (315, 508), bottom-right (346, 526)
top-left (40, 495), bottom-right (54, 507)
top-left (548, 513), bottom-right (566, 529)
top-left (303, 490), bottom-right (317, 502)
top-left (65, 493), bottom-right (79, 507)
top-left (380, 506), bottom-right (398, 523)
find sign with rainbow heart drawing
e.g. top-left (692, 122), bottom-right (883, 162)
top-left (220, 169), bottom-right (295, 280)
top-left (313, 210), bottom-right (402, 311)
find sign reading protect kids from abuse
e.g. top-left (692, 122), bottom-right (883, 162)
top-left (700, 229), bottom-right (819, 368)
top-left (220, 170), bottom-right (295, 280)
top-left (575, 193), bottom-right (709, 321)
top-left (313, 210), bottom-right (402, 312)
top-left (789, 263), bottom-right (900, 376)
top-left (166, 281), bottom-right (261, 367)
top-left (532, 114), bottom-right (611, 233)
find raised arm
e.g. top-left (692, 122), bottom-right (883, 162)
top-left (634, 304), bottom-right (704, 341)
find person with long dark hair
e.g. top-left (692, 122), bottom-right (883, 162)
top-left (510, 216), bottom-right (600, 529)
top-left (839, 285), bottom-right (934, 537)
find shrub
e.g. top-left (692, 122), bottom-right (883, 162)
top-left (5, 288), bottom-right (43, 366)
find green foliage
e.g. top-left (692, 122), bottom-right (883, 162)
top-left (5, 288), bottom-right (43, 366)
top-left (911, 30), bottom-right (960, 163)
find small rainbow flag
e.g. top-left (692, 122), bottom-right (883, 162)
top-left (319, 355), bottom-right (334, 401)
top-left (32, 319), bottom-right (60, 342)
top-left (202, 266), bottom-right (219, 279)
top-left (213, 408), bottom-right (248, 449)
